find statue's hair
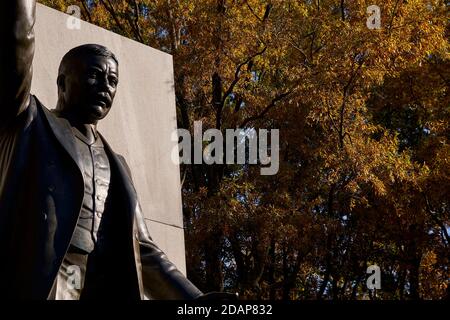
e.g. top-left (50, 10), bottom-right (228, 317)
top-left (58, 44), bottom-right (118, 76)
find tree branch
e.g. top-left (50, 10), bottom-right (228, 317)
top-left (340, 0), bottom-right (345, 21)
top-left (221, 46), bottom-right (268, 108)
top-left (338, 54), bottom-right (365, 148)
top-left (239, 90), bottom-right (291, 128)
top-left (78, 0), bottom-right (92, 22)
top-left (99, 0), bottom-right (126, 34)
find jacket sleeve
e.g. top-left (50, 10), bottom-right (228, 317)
top-left (117, 155), bottom-right (203, 299)
top-left (0, 0), bottom-right (35, 128)
top-left (135, 204), bottom-right (203, 300)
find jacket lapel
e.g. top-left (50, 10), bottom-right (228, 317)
top-left (39, 102), bottom-right (85, 175)
top-left (37, 96), bottom-right (137, 216)
top-left (98, 132), bottom-right (138, 215)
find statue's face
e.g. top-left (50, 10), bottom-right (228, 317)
top-left (60, 55), bottom-right (119, 124)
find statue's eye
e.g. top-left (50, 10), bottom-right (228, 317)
top-left (88, 70), bottom-right (99, 79)
top-left (109, 77), bottom-right (118, 86)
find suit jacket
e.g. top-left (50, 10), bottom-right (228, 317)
top-left (0, 95), bottom-right (202, 300)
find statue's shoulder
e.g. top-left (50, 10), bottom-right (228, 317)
top-left (31, 95), bottom-right (53, 115)
top-left (115, 153), bottom-right (131, 171)
top-left (18, 94), bottom-right (41, 128)
top-left (30, 96), bottom-right (75, 140)
top-left (97, 132), bottom-right (131, 174)
top-left (116, 153), bottom-right (133, 178)
top-left (28, 95), bottom-right (53, 121)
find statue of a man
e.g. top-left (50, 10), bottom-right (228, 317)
top-left (0, 0), bottom-right (203, 300)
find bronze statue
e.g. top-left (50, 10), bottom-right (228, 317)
top-left (0, 0), bottom-right (221, 300)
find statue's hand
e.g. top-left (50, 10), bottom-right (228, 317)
top-left (195, 292), bottom-right (239, 301)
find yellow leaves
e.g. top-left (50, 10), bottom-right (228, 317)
top-left (422, 250), bottom-right (438, 268)
top-left (419, 249), bottom-right (449, 299)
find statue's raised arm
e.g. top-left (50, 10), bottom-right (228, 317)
top-left (0, 0), bottom-right (36, 126)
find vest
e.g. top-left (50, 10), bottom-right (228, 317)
top-left (70, 126), bottom-right (111, 253)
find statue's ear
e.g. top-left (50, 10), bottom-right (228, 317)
top-left (57, 74), bottom-right (66, 92)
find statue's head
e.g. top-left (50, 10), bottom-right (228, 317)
top-left (56, 44), bottom-right (119, 124)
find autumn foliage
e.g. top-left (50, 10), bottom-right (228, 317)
top-left (39, 0), bottom-right (449, 300)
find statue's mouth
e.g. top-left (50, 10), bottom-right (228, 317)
top-left (95, 100), bottom-right (106, 107)
top-left (92, 93), bottom-right (111, 108)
